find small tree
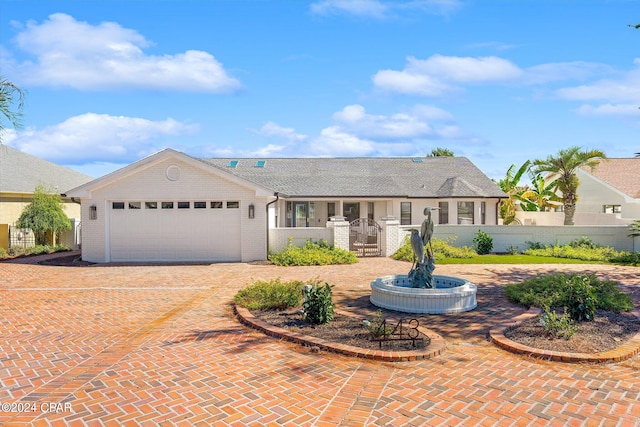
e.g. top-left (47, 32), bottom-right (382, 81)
top-left (629, 220), bottom-right (640, 238)
top-left (428, 147), bottom-right (454, 157)
top-left (16, 184), bottom-right (71, 245)
top-left (0, 77), bottom-right (26, 144)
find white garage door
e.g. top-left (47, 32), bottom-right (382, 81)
top-left (109, 200), bottom-right (241, 262)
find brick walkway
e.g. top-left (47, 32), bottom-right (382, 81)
top-left (1, 254), bottom-right (639, 426)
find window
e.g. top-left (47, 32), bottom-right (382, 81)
top-left (328, 202), bottom-right (336, 218)
top-left (480, 201), bottom-right (486, 224)
top-left (368, 202), bottom-right (374, 220)
top-left (457, 201), bottom-right (474, 224)
top-left (145, 202), bottom-right (157, 209)
top-left (438, 202), bottom-right (448, 224)
top-left (400, 202), bottom-right (411, 225)
top-left (112, 202), bottom-right (125, 210)
top-left (178, 202), bottom-right (190, 209)
top-left (344, 202), bottom-right (360, 223)
top-left (227, 201), bottom-right (239, 209)
top-left (603, 205), bottom-right (621, 214)
top-left (194, 201), bottom-right (207, 209)
top-left (162, 202), bottom-right (174, 209)
top-left (211, 201), bottom-right (223, 209)
top-left (128, 202), bottom-right (141, 209)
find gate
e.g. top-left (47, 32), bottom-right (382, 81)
top-left (349, 218), bottom-right (382, 257)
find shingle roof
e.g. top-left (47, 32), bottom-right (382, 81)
top-left (583, 158), bottom-right (640, 199)
top-left (198, 156), bottom-right (506, 198)
top-left (0, 145), bottom-right (93, 194)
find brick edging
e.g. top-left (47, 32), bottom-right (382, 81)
top-left (490, 308), bottom-right (640, 363)
top-left (234, 305), bottom-right (446, 362)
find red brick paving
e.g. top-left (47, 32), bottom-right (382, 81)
top-left (1, 253), bottom-right (639, 426)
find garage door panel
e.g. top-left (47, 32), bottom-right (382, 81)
top-left (109, 202), bottom-right (241, 262)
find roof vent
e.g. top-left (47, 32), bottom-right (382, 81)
top-left (255, 160), bottom-right (266, 168)
top-left (227, 160), bottom-right (239, 168)
top-left (412, 157), bottom-right (423, 163)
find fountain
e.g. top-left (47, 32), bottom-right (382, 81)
top-left (370, 208), bottom-right (477, 314)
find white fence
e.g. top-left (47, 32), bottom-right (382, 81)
top-left (269, 221), bottom-right (638, 255)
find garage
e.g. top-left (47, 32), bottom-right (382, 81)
top-left (108, 199), bottom-right (241, 262)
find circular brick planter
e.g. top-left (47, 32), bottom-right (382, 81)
top-left (234, 305), bottom-right (446, 362)
top-left (490, 308), bottom-right (640, 363)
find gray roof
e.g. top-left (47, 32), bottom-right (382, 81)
top-left (0, 145), bottom-right (93, 194)
top-left (199, 156), bottom-right (506, 198)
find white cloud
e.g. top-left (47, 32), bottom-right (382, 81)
top-left (256, 121), bottom-right (308, 142)
top-left (311, 126), bottom-right (376, 156)
top-left (575, 104), bottom-right (640, 116)
top-left (373, 54), bottom-right (522, 96)
top-left (310, 0), bottom-right (461, 19)
top-left (3, 13), bottom-right (241, 92)
top-left (7, 113), bottom-right (199, 164)
top-left (332, 104), bottom-right (433, 139)
top-left (523, 62), bottom-right (615, 85)
top-left (311, 0), bottom-right (388, 19)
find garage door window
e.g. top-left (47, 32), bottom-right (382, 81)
top-left (211, 201), bottom-right (223, 209)
top-left (112, 202), bottom-right (125, 209)
top-left (178, 202), bottom-right (190, 209)
top-left (162, 202), bottom-right (174, 209)
top-left (145, 202), bottom-right (157, 209)
top-left (227, 201), bottom-right (239, 209)
top-left (129, 202), bottom-right (141, 209)
top-left (194, 201), bottom-right (207, 209)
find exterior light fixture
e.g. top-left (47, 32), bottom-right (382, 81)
top-left (248, 204), bottom-right (255, 219)
top-left (90, 205), bottom-right (97, 220)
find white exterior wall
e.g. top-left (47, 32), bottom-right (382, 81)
top-left (576, 169), bottom-right (640, 220)
top-left (268, 227), bottom-right (333, 254)
top-left (80, 158), bottom-right (268, 263)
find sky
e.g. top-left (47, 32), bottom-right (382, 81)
top-left (1, 0), bottom-right (639, 181)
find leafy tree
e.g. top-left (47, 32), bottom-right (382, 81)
top-left (0, 77), bottom-right (26, 143)
top-left (629, 220), bottom-right (640, 238)
top-left (532, 146), bottom-right (606, 225)
top-left (497, 160), bottom-right (531, 224)
top-left (16, 185), bottom-right (71, 245)
top-left (520, 174), bottom-right (563, 212)
top-left (428, 147), bottom-right (454, 157)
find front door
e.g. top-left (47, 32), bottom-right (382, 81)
top-left (293, 202), bottom-right (309, 227)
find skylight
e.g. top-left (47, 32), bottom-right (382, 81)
top-left (255, 160), bottom-right (266, 168)
top-left (412, 157), bottom-right (423, 163)
top-left (227, 160), bottom-right (239, 168)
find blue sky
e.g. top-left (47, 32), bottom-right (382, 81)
top-left (1, 0), bottom-right (638, 181)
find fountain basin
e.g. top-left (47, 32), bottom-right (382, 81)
top-left (370, 275), bottom-right (477, 314)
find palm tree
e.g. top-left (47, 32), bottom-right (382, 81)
top-left (520, 174), bottom-right (562, 211)
top-left (428, 147), bottom-right (454, 157)
top-left (0, 77), bottom-right (26, 144)
top-left (532, 146), bottom-right (607, 225)
top-left (497, 160), bottom-right (531, 224)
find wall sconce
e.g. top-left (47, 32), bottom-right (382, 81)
top-left (90, 205), bottom-right (97, 220)
top-left (248, 204), bottom-right (255, 219)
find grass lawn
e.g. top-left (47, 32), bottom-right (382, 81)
top-left (435, 255), bottom-right (607, 264)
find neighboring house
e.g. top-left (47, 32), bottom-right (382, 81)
top-left (66, 149), bottom-right (506, 263)
top-left (573, 158), bottom-right (640, 223)
top-left (0, 145), bottom-right (94, 250)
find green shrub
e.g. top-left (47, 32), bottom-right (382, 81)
top-left (565, 275), bottom-right (596, 322)
top-left (393, 236), bottom-right (476, 261)
top-left (540, 306), bottom-right (578, 339)
top-left (234, 278), bottom-right (305, 310)
top-left (506, 245), bottom-right (519, 255)
top-left (473, 230), bottom-right (493, 255)
top-left (269, 240), bottom-right (358, 266)
top-left (505, 273), bottom-right (632, 314)
top-left (303, 282), bottom-right (335, 324)
top-left (0, 247), bottom-right (7, 259)
top-left (365, 309), bottom-right (391, 338)
top-left (610, 252), bottom-right (640, 266)
top-left (523, 241), bottom-right (626, 262)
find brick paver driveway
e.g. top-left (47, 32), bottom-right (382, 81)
top-left (1, 253), bottom-right (639, 426)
